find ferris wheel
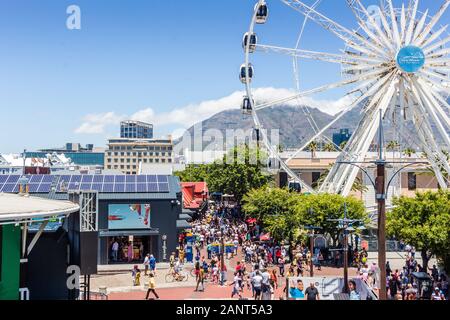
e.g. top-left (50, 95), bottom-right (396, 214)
top-left (241, 0), bottom-right (450, 196)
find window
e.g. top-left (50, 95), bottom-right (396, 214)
top-left (408, 172), bottom-right (417, 190)
top-left (312, 172), bottom-right (321, 188)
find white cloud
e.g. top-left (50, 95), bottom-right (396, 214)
top-left (74, 88), bottom-right (355, 135)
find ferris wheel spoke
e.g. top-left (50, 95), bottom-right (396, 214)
top-left (415, 78), bottom-right (450, 131)
top-left (254, 67), bottom-right (391, 111)
top-left (412, 9), bottom-right (429, 41)
top-left (410, 79), bottom-right (450, 149)
top-left (350, 0), bottom-right (396, 54)
top-left (386, 0), bottom-right (402, 49)
top-left (405, 0), bottom-right (419, 45)
top-left (423, 35), bottom-right (450, 55)
top-left (255, 44), bottom-right (384, 65)
top-left (413, 0), bottom-right (450, 46)
top-left (419, 25), bottom-right (449, 49)
top-left (286, 71), bottom-right (396, 164)
top-left (280, 0), bottom-right (386, 56)
top-left (418, 69), bottom-right (450, 83)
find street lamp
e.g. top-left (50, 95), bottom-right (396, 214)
top-left (328, 202), bottom-right (365, 294)
top-left (304, 208), bottom-right (321, 277)
top-left (336, 110), bottom-right (428, 299)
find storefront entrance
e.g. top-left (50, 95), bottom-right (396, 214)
top-left (107, 236), bottom-right (155, 264)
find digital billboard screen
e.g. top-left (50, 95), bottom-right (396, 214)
top-left (108, 204), bottom-right (151, 230)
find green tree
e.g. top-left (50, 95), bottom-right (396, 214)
top-left (323, 142), bottom-right (336, 152)
top-left (294, 193), bottom-right (368, 246)
top-left (387, 190), bottom-right (450, 272)
top-left (243, 189), bottom-right (368, 246)
top-left (307, 141), bottom-right (319, 158)
top-left (175, 145), bottom-right (271, 204)
top-left (242, 187), bottom-right (303, 242)
top-left (386, 140), bottom-right (400, 159)
top-left (403, 148), bottom-right (415, 158)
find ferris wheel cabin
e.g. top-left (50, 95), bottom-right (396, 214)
top-left (255, 2), bottom-right (268, 24)
top-left (240, 63), bottom-right (254, 83)
top-left (243, 32), bottom-right (258, 53)
top-left (241, 96), bottom-right (253, 115)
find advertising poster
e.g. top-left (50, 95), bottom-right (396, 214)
top-left (108, 204), bottom-right (151, 229)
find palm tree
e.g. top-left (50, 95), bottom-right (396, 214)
top-left (307, 141), bottom-right (319, 158)
top-left (386, 140), bottom-right (400, 159)
top-left (323, 142), bottom-right (336, 152)
top-left (339, 141), bottom-right (348, 150)
top-left (403, 148), bottom-right (415, 158)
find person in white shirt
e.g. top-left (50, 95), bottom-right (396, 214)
top-left (143, 254), bottom-right (150, 276)
top-left (112, 241), bottom-right (119, 262)
top-left (252, 271), bottom-right (263, 300)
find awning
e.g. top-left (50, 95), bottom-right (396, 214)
top-left (99, 229), bottom-right (160, 237)
top-left (176, 220), bottom-right (191, 229)
top-left (0, 193), bottom-right (79, 225)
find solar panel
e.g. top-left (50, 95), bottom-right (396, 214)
top-left (0, 175), bottom-right (8, 183)
top-left (147, 175), bottom-right (157, 182)
top-left (80, 183), bottom-right (92, 191)
top-left (125, 184), bottom-right (136, 192)
top-left (68, 183), bottom-right (80, 191)
top-left (102, 184), bottom-right (114, 192)
top-left (157, 175), bottom-right (168, 183)
top-left (137, 175), bottom-right (147, 183)
top-left (81, 175), bottom-right (93, 183)
top-left (93, 175), bottom-right (104, 183)
top-left (37, 184), bottom-right (51, 193)
top-left (91, 183), bottom-right (102, 191)
top-left (6, 175), bottom-right (20, 184)
top-left (115, 175), bottom-right (125, 183)
top-left (136, 183), bottom-right (147, 192)
top-left (42, 175), bottom-right (53, 183)
top-left (104, 175), bottom-right (115, 183)
top-left (71, 175), bottom-right (82, 183)
top-left (148, 183), bottom-right (158, 192)
top-left (158, 183), bottom-right (169, 192)
top-left (126, 175), bottom-right (136, 183)
top-left (29, 175), bottom-right (43, 183)
top-left (28, 184), bottom-right (40, 193)
top-left (2, 183), bottom-right (18, 193)
top-left (114, 184), bottom-right (125, 193)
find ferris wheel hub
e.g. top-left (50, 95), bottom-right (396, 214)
top-left (396, 45), bottom-right (426, 74)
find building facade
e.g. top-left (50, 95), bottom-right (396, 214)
top-left (105, 138), bottom-right (174, 175)
top-left (0, 174), bottom-right (185, 265)
top-left (120, 120), bottom-right (153, 139)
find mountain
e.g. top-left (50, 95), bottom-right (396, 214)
top-left (175, 105), bottom-right (362, 150)
top-left (175, 102), bottom-right (448, 151)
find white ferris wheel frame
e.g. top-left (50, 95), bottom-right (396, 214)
top-left (243, 0), bottom-right (450, 196)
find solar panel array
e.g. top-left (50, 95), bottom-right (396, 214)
top-left (0, 175), bottom-right (170, 194)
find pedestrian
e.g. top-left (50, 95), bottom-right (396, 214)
top-left (431, 287), bottom-right (445, 300)
top-left (127, 242), bottom-right (134, 263)
top-left (132, 265), bottom-right (141, 286)
top-left (289, 279), bottom-right (305, 300)
top-left (348, 280), bottom-right (361, 300)
top-left (149, 254), bottom-right (156, 274)
top-left (143, 254), bottom-right (150, 276)
top-left (252, 271), bottom-right (263, 300)
top-left (111, 240), bottom-right (119, 262)
top-left (317, 252), bottom-right (324, 271)
top-left (230, 272), bottom-right (243, 299)
top-left (195, 267), bottom-right (205, 292)
top-left (305, 282), bottom-right (320, 300)
top-left (278, 256), bottom-right (285, 277)
top-left (145, 272), bottom-right (160, 300)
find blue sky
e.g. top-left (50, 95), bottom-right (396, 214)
top-left (0, 0), bottom-right (447, 153)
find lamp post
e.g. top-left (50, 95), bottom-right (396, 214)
top-left (336, 110), bottom-right (427, 299)
top-left (304, 208), bottom-right (321, 277)
top-left (328, 203), bottom-right (364, 294)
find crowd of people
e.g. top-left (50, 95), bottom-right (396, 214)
top-left (132, 201), bottom-right (448, 301)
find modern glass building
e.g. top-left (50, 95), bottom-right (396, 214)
top-left (332, 129), bottom-right (352, 148)
top-left (120, 121), bottom-right (153, 139)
